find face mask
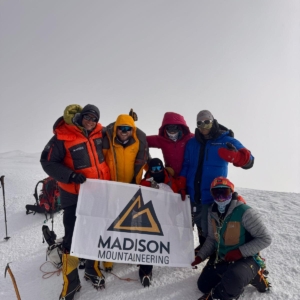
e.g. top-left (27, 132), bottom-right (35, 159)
top-left (214, 198), bottom-right (231, 213)
top-left (166, 131), bottom-right (179, 141)
top-left (151, 171), bottom-right (165, 183)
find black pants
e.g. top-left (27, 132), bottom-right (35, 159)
top-left (62, 204), bottom-right (77, 252)
top-left (139, 265), bottom-right (153, 278)
top-left (197, 257), bottom-right (259, 300)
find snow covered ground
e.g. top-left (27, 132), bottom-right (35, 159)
top-left (0, 151), bottom-right (299, 300)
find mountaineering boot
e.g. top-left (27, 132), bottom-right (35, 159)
top-left (59, 253), bottom-right (81, 300)
top-left (102, 261), bottom-right (114, 272)
top-left (84, 259), bottom-right (105, 289)
top-left (139, 265), bottom-right (153, 288)
top-left (250, 269), bottom-right (271, 292)
top-left (78, 258), bottom-right (86, 270)
top-left (140, 273), bottom-right (152, 288)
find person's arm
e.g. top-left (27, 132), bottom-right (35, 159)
top-left (196, 211), bottom-right (217, 261)
top-left (139, 176), bottom-right (151, 188)
top-left (146, 135), bottom-right (161, 148)
top-left (218, 138), bottom-right (254, 169)
top-left (239, 208), bottom-right (272, 257)
top-left (40, 136), bottom-right (74, 183)
top-left (133, 129), bottom-right (149, 183)
top-left (179, 140), bottom-right (191, 177)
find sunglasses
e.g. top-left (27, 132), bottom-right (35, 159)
top-left (166, 125), bottom-right (179, 132)
top-left (211, 187), bottom-right (232, 201)
top-left (151, 166), bottom-right (162, 172)
top-left (197, 120), bottom-right (213, 127)
top-left (83, 115), bottom-right (97, 122)
top-left (117, 126), bottom-right (132, 132)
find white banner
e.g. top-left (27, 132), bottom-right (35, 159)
top-left (71, 179), bottom-right (194, 267)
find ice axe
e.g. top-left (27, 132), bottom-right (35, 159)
top-left (0, 175), bottom-right (10, 241)
top-left (4, 263), bottom-right (21, 300)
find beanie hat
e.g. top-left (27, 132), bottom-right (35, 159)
top-left (81, 104), bottom-right (100, 122)
top-left (149, 158), bottom-right (164, 171)
top-left (197, 110), bottom-right (214, 122)
top-left (210, 176), bottom-right (234, 192)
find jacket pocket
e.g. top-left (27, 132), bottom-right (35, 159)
top-left (223, 221), bottom-right (240, 246)
top-left (69, 143), bottom-right (91, 170)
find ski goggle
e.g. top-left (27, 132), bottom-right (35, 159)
top-left (151, 166), bottom-right (162, 172)
top-left (197, 120), bottom-right (213, 128)
top-left (166, 125), bottom-right (179, 132)
top-left (83, 115), bottom-right (97, 122)
top-left (117, 126), bottom-right (132, 132)
top-left (211, 187), bottom-right (232, 202)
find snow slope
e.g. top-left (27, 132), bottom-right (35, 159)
top-left (0, 152), bottom-right (299, 300)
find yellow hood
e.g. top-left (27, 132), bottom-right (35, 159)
top-left (113, 114), bottom-right (136, 140)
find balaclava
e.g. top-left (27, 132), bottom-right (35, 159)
top-left (197, 110), bottom-right (214, 130)
top-left (149, 158), bottom-right (165, 183)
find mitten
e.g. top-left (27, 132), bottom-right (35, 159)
top-left (191, 256), bottom-right (202, 266)
top-left (177, 176), bottom-right (187, 201)
top-left (224, 249), bottom-right (243, 262)
top-left (129, 108), bottom-right (138, 121)
top-left (69, 173), bottom-right (86, 184)
top-left (218, 142), bottom-right (251, 167)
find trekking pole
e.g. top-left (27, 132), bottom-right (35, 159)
top-left (4, 263), bottom-right (21, 300)
top-left (0, 175), bottom-right (10, 241)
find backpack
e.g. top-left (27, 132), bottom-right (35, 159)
top-left (26, 177), bottom-right (61, 215)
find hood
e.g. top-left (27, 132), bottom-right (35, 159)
top-left (52, 116), bottom-right (79, 141)
top-left (113, 114), bottom-right (136, 140)
top-left (158, 112), bottom-right (191, 137)
top-left (63, 104), bottom-right (83, 125)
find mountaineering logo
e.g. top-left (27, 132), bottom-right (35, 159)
top-left (107, 188), bottom-right (164, 236)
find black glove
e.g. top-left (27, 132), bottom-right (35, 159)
top-left (70, 173), bottom-right (86, 184)
top-left (129, 108), bottom-right (138, 121)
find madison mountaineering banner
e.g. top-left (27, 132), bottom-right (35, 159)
top-left (71, 179), bottom-right (194, 267)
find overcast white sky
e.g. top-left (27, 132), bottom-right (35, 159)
top-left (0, 0), bottom-right (299, 193)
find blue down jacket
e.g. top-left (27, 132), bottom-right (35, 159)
top-left (180, 128), bottom-right (253, 205)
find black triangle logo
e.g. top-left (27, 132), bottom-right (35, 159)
top-left (107, 188), bottom-right (163, 236)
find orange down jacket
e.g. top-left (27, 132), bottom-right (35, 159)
top-left (41, 116), bottom-right (110, 207)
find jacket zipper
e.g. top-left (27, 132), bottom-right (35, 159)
top-left (88, 134), bottom-right (101, 179)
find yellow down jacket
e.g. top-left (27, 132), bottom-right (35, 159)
top-left (103, 114), bottom-right (149, 184)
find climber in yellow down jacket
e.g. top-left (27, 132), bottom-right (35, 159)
top-left (102, 113), bottom-right (149, 271)
top-left (103, 114), bottom-right (149, 184)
